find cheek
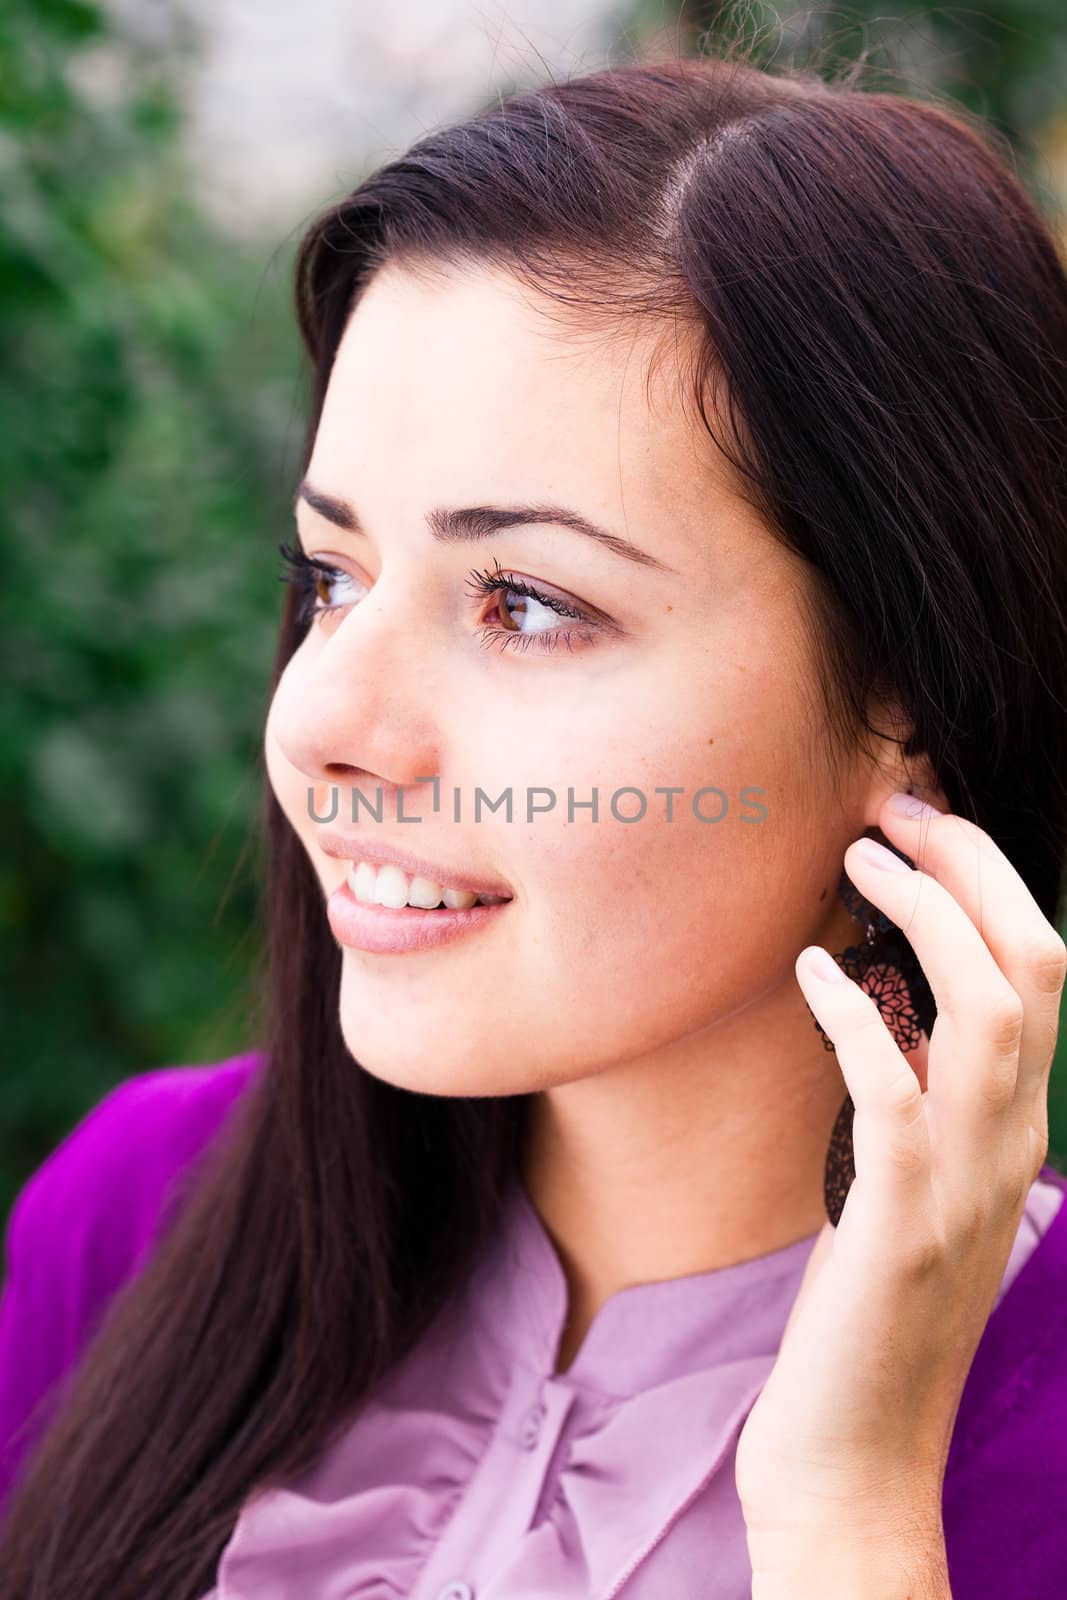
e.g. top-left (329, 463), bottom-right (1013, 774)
top-left (518, 799), bottom-right (767, 1049)
top-left (505, 682), bottom-right (830, 1055)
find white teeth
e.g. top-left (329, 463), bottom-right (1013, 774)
top-left (408, 875), bottom-right (445, 909)
top-left (442, 885), bottom-right (478, 910)
top-left (351, 862), bottom-right (381, 905)
top-left (346, 860), bottom-right (504, 912)
top-left (373, 864), bottom-right (413, 910)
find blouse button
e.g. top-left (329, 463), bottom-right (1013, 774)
top-left (519, 1400), bottom-right (546, 1449)
top-left (435, 1585), bottom-right (474, 1600)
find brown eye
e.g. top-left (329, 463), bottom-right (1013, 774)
top-left (277, 542), bottom-right (366, 628)
top-left (464, 564), bottom-right (599, 654)
top-left (492, 588), bottom-right (553, 634)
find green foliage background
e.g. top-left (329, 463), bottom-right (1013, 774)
top-left (2, 0), bottom-right (1066, 1222)
top-left (1, 0), bottom-right (299, 1218)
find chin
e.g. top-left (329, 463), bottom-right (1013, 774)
top-left (336, 1010), bottom-right (530, 1100)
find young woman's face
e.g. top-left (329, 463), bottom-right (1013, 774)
top-left (265, 261), bottom-right (894, 1096)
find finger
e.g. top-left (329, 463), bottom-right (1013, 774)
top-left (842, 837), bottom-right (1028, 1147)
top-left (899, 1027), bottom-right (930, 1095)
top-left (796, 946), bottom-right (933, 1230)
top-left (878, 796), bottom-right (1067, 1107)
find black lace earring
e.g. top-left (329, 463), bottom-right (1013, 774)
top-left (808, 842), bottom-right (937, 1227)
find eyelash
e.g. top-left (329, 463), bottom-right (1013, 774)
top-left (464, 560), bottom-right (597, 654)
top-left (276, 542), bottom-right (598, 655)
top-left (277, 542), bottom-right (349, 628)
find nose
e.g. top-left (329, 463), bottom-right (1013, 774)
top-left (269, 581), bottom-right (443, 802)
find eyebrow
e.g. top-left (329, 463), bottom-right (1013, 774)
top-left (293, 478), bottom-right (676, 574)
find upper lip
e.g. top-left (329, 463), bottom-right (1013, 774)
top-left (317, 832), bottom-right (513, 899)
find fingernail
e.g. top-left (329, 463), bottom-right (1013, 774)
top-left (804, 946), bottom-right (847, 983)
top-left (887, 790), bottom-right (941, 819)
top-left (854, 836), bottom-right (913, 872)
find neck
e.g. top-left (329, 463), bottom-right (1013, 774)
top-left (519, 900), bottom-right (871, 1367)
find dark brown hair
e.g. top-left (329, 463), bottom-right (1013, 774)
top-left (3, 40), bottom-right (1067, 1599)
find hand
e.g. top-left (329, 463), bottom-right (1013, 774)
top-left (735, 791), bottom-right (1067, 1572)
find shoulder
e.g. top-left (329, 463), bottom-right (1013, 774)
top-left (951, 1160), bottom-right (1067, 1450)
top-left (943, 1161), bottom-right (1067, 1591)
top-left (0, 1050), bottom-right (264, 1507)
top-left (7, 1049), bottom-right (265, 1283)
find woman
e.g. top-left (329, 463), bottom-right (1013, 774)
top-left (2, 43), bottom-right (1066, 1600)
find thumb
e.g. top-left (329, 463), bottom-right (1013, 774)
top-left (779, 1218), bottom-right (835, 1348)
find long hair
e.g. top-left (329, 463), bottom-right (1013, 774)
top-left (3, 41), bottom-right (1066, 1599)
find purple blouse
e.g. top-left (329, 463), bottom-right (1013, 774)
top-left (2, 1050), bottom-right (1067, 1598)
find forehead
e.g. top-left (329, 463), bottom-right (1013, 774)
top-left (310, 260), bottom-right (775, 580)
top-left (323, 260), bottom-right (688, 442)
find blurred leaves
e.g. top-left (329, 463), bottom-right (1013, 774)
top-left (0, 0), bottom-right (303, 1216)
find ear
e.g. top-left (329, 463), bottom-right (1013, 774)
top-left (861, 695), bottom-right (949, 826)
top-left (888, 751), bottom-right (949, 816)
